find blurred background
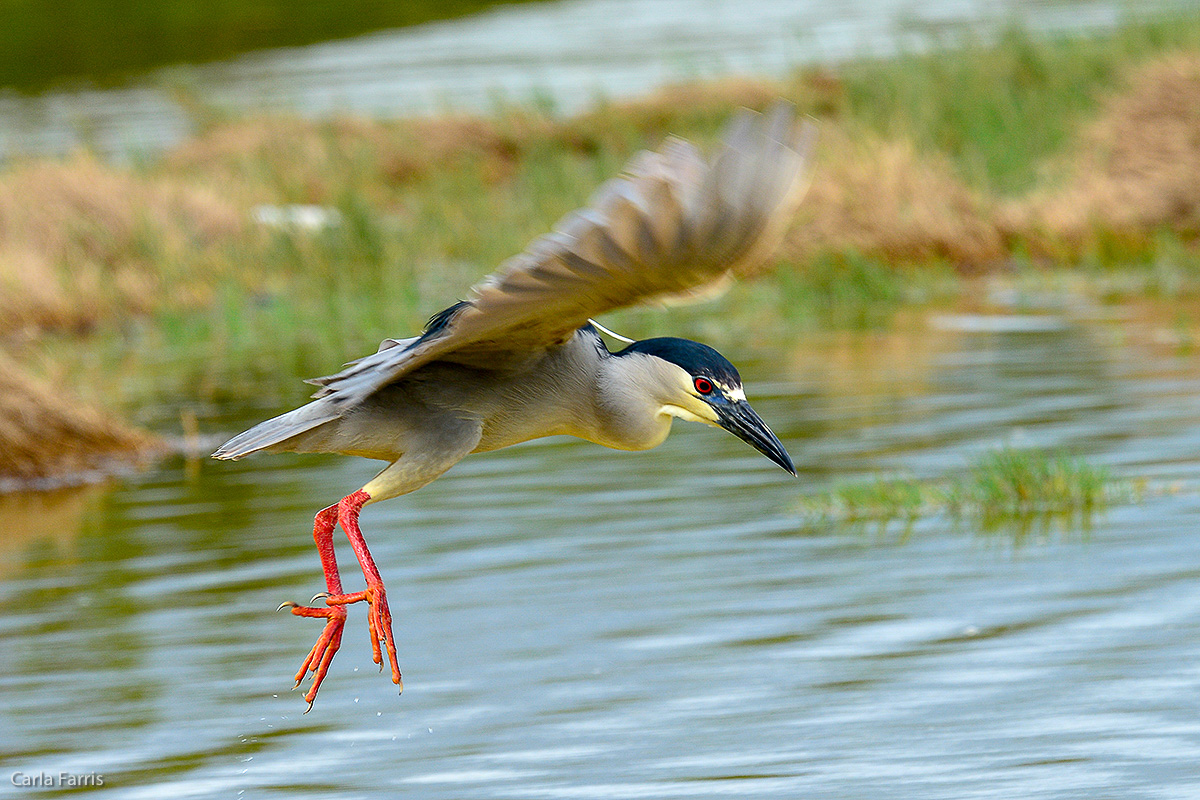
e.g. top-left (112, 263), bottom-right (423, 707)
top-left (3, 1), bottom-right (1200, 798)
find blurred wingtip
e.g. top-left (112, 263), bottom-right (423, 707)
top-left (794, 117), bottom-right (818, 163)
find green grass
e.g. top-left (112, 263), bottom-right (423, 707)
top-left (800, 448), bottom-right (1126, 534)
top-left (831, 15), bottom-right (1200, 194)
top-left (959, 448), bottom-right (1114, 518)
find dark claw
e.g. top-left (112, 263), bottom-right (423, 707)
top-left (311, 592), bottom-right (331, 604)
top-left (278, 601), bottom-right (298, 612)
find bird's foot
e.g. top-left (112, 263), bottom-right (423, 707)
top-left (280, 584), bottom-right (402, 701)
top-left (326, 584), bottom-right (402, 691)
top-left (279, 600), bottom-right (348, 709)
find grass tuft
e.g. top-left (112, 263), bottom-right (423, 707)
top-left (0, 351), bottom-right (163, 486)
top-left (959, 449), bottom-right (1113, 519)
top-left (800, 448), bottom-right (1124, 534)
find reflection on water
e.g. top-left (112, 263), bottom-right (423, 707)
top-left (0, 0), bottom-right (1176, 159)
top-left (0, 487), bottom-right (106, 580)
top-left (3, 314), bottom-right (1200, 798)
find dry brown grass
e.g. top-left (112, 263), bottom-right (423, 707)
top-left (564, 76), bottom-right (782, 141)
top-left (608, 76), bottom-right (783, 122)
top-left (165, 77), bottom-right (785, 198)
top-left (162, 116), bottom-right (327, 199)
top-left (0, 247), bottom-right (81, 336)
top-left (791, 127), bottom-right (1004, 267)
top-left (0, 351), bottom-right (162, 485)
top-left (0, 154), bottom-right (242, 336)
top-left (166, 112), bottom-right (530, 198)
top-left (781, 52), bottom-right (1200, 267)
top-left (1003, 53), bottom-right (1200, 256)
top-left (157, 61), bottom-right (1200, 274)
top-left (0, 158), bottom-right (228, 486)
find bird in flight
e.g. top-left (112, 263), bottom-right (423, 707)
top-left (213, 103), bottom-right (814, 707)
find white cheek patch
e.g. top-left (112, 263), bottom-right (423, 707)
top-left (718, 383), bottom-right (746, 402)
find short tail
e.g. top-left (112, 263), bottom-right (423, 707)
top-left (211, 399), bottom-right (341, 460)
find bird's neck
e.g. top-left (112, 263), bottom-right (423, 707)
top-left (589, 346), bottom-right (678, 452)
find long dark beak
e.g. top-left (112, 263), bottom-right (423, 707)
top-left (715, 401), bottom-right (796, 476)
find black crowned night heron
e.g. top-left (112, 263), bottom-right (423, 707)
top-left (213, 104), bottom-right (814, 707)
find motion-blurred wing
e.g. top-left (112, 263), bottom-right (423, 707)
top-left (308, 103), bottom-right (814, 411)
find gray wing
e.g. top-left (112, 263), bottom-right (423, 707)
top-left (308, 103), bottom-right (815, 412)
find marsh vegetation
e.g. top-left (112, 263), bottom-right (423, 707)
top-left (3, 11), bottom-right (1200, 482)
top-left (799, 447), bottom-right (1124, 532)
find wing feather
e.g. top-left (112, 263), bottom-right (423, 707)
top-left (308, 103), bottom-right (815, 408)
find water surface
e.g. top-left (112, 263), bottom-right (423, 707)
top-left (3, 311), bottom-right (1200, 798)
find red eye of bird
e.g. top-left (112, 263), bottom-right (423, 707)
top-left (694, 377), bottom-right (714, 395)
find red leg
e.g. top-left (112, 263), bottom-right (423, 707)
top-left (280, 503), bottom-right (347, 708)
top-left (332, 491), bottom-right (402, 690)
top-left (279, 490), bottom-right (402, 708)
